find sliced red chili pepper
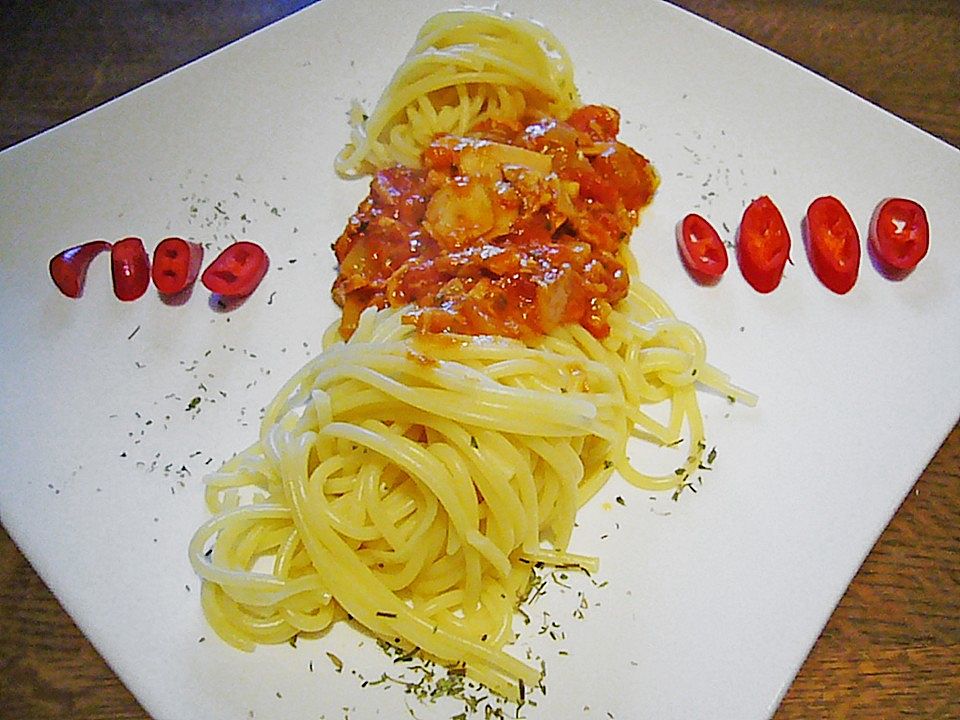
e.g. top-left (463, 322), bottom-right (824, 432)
top-left (803, 196), bottom-right (860, 294)
top-left (868, 197), bottom-right (929, 278)
top-left (49, 240), bottom-right (111, 298)
top-left (151, 237), bottom-right (204, 295)
top-left (201, 241), bottom-right (269, 297)
top-left (737, 195), bottom-right (791, 293)
top-left (111, 237), bottom-right (151, 301)
top-left (677, 213), bottom-right (728, 284)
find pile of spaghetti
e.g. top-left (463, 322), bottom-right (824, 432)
top-left (189, 8), bottom-right (753, 701)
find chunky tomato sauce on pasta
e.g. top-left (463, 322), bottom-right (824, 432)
top-left (333, 105), bottom-right (658, 339)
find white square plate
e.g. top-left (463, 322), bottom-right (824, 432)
top-left (1, 1), bottom-right (958, 718)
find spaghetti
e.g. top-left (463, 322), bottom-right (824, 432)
top-left (190, 7), bottom-right (754, 703)
top-left (335, 8), bottom-right (580, 177)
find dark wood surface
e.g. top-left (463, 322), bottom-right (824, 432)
top-left (1, 1), bottom-right (957, 718)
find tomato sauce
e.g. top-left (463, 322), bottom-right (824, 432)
top-left (332, 105), bottom-right (658, 339)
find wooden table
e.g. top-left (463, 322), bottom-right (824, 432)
top-left (1, 2), bottom-right (957, 717)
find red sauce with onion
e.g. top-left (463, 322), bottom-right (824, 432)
top-left (332, 105), bottom-right (658, 339)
